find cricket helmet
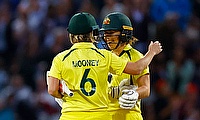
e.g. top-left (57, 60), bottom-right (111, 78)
top-left (101, 12), bottom-right (133, 31)
top-left (100, 12), bottom-right (134, 42)
top-left (67, 12), bottom-right (99, 35)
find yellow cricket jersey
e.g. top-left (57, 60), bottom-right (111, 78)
top-left (109, 44), bottom-right (149, 120)
top-left (49, 43), bottom-right (128, 114)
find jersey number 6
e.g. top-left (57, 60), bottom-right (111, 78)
top-left (80, 68), bottom-right (96, 96)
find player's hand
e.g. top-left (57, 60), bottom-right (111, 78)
top-left (119, 89), bottom-right (139, 109)
top-left (119, 79), bottom-right (137, 91)
top-left (109, 79), bottom-right (137, 99)
top-left (148, 41), bottom-right (162, 55)
top-left (119, 79), bottom-right (131, 88)
top-left (109, 79), bottom-right (130, 99)
top-left (55, 98), bottom-right (64, 107)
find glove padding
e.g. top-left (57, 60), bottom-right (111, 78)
top-left (46, 71), bottom-right (73, 97)
top-left (46, 71), bottom-right (73, 107)
top-left (59, 80), bottom-right (74, 97)
top-left (119, 88), bottom-right (139, 109)
top-left (109, 79), bottom-right (136, 99)
top-left (55, 80), bottom-right (74, 107)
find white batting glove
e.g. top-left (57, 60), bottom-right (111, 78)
top-left (119, 79), bottom-right (131, 87)
top-left (55, 80), bottom-right (74, 107)
top-left (59, 80), bottom-right (74, 97)
top-left (119, 88), bottom-right (139, 109)
top-left (119, 79), bottom-right (138, 92)
top-left (109, 79), bottom-right (131, 99)
top-left (46, 71), bottom-right (73, 97)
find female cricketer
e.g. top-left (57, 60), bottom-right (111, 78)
top-left (47, 12), bottom-right (162, 120)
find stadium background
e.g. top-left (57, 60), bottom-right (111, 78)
top-left (0, 0), bottom-right (199, 120)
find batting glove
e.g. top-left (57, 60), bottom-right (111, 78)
top-left (119, 88), bottom-right (139, 109)
top-left (59, 80), bottom-right (74, 97)
top-left (46, 71), bottom-right (73, 97)
top-left (109, 79), bottom-right (135, 99)
top-left (55, 80), bottom-right (74, 107)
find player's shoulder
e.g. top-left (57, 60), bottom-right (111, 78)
top-left (54, 50), bottom-right (71, 61)
top-left (97, 48), bottom-right (113, 55)
top-left (130, 48), bottom-right (144, 57)
top-left (56, 50), bottom-right (69, 56)
top-left (96, 49), bottom-right (118, 60)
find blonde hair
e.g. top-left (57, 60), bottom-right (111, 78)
top-left (128, 36), bottom-right (138, 45)
top-left (69, 32), bottom-right (95, 44)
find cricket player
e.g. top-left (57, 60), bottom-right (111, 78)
top-left (47, 12), bottom-right (162, 120)
top-left (100, 12), bottom-right (152, 120)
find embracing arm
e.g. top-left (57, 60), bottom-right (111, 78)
top-left (136, 74), bottom-right (150, 99)
top-left (118, 74), bottom-right (150, 109)
top-left (124, 41), bottom-right (162, 75)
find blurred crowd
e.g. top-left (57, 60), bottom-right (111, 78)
top-left (0, 0), bottom-right (199, 120)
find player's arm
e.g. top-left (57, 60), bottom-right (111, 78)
top-left (108, 78), bottom-right (136, 99)
top-left (119, 74), bottom-right (150, 109)
top-left (47, 76), bottom-right (63, 98)
top-left (136, 74), bottom-right (150, 99)
top-left (124, 41), bottom-right (162, 75)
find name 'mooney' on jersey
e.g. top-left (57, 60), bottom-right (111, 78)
top-left (72, 60), bottom-right (99, 67)
top-left (49, 42), bottom-right (128, 112)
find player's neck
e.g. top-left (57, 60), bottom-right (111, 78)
top-left (112, 44), bottom-right (126, 56)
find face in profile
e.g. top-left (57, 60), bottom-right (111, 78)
top-left (103, 31), bottom-right (120, 50)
